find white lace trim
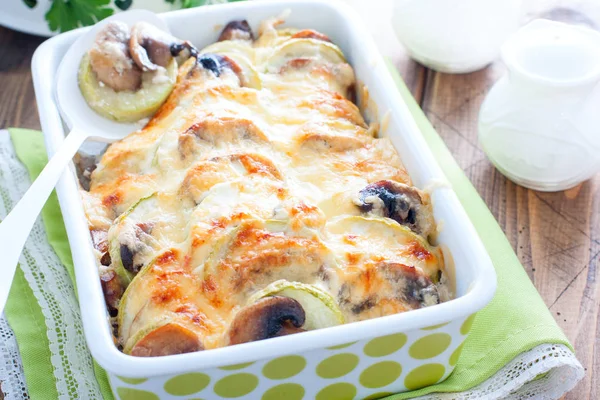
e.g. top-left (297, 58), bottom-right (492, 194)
top-left (416, 344), bottom-right (584, 399)
top-left (0, 131), bottom-right (103, 399)
top-left (0, 130), bottom-right (584, 399)
top-left (0, 316), bottom-right (29, 399)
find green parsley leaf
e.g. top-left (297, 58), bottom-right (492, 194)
top-left (45, 0), bottom-right (114, 33)
top-left (181, 0), bottom-right (207, 8)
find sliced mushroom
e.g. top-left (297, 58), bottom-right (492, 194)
top-left (80, 52), bottom-right (178, 122)
top-left (181, 116), bottom-right (268, 148)
top-left (276, 321), bottom-right (306, 336)
top-left (379, 262), bottom-right (440, 308)
top-left (100, 251), bottom-right (112, 267)
top-left (130, 22), bottom-right (197, 72)
top-left (129, 323), bottom-right (204, 357)
top-left (337, 262), bottom-right (439, 320)
top-left (90, 229), bottom-right (108, 254)
top-left (118, 222), bottom-right (154, 275)
top-left (247, 280), bottom-right (345, 330)
top-left (197, 53), bottom-right (243, 78)
top-left (228, 296), bottom-right (306, 345)
top-left (218, 20), bottom-right (254, 42)
top-left (110, 222), bottom-right (156, 277)
top-left (88, 21), bottom-right (142, 92)
top-left (298, 133), bottom-right (365, 153)
top-left (119, 243), bottom-right (137, 273)
top-left (100, 270), bottom-right (123, 315)
top-left (74, 151), bottom-right (99, 192)
top-left (356, 180), bottom-right (431, 236)
top-left (91, 229), bottom-right (112, 265)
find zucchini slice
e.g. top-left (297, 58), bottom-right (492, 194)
top-left (219, 52), bottom-right (262, 89)
top-left (118, 250), bottom-right (184, 345)
top-left (118, 248), bottom-right (219, 356)
top-left (79, 54), bottom-right (177, 122)
top-left (326, 216), bottom-right (442, 280)
top-left (265, 38), bottom-right (346, 72)
top-left (123, 319), bottom-right (203, 357)
top-left (199, 41), bottom-right (261, 88)
top-left (195, 225), bottom-right (240, 277)
top-left (108, 193), bottom-right (190, 286)
top-left (248, 280), bottom-right (344, 330)
top-left (201, 41), bottom-right (255, 60)
top-left (108, 194), bottom-right (158, 286)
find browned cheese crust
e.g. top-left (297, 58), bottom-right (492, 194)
top-left (81, 19), bottom-right (446, 356)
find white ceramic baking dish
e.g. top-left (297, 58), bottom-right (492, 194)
top-left (31, 1), bottom-right (496, 399)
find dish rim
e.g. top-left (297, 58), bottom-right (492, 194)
top-left (31, 0), bottom-right (497, 378)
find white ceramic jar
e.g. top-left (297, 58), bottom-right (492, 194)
top-left (479, 19), bottom-right (600, 191)
top-left (391, 0), bottom-right (522, 73)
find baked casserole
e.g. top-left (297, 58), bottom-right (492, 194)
top-left (79, 15), bottom-right (451, 357)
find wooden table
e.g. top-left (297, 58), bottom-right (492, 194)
top-left (0, 1), bottom-right (598, 398)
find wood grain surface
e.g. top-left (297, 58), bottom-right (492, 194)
top-left (414, 4), bottom-right (600, 399)
top-left (0, 0), bottom-right (598, 398)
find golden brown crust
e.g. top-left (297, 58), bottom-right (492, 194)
top-left (84, 20), bottom-right (445, 355)
top-left (291, 29), bottom-right (332, 42)
top-left (130, 323), bottom-right (204, 357)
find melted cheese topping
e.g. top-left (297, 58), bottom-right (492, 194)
top-left (84, 21), bottom-right (447, 353)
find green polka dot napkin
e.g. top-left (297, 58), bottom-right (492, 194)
top-left (1, 63), bottom-right (582, 399)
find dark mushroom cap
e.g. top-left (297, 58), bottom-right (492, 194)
top-left (130, 22), bottom-right (197, 71)
top-left (100, 270), bottom-right (122, 315)
top-left (90, 229), bottom-right (108, 254)
top-left (119, 243), bottom-right (138, 273)
top-left (119, 223), bottom-right (155, 274)
top-left (228, 296), bottom-right (306, 345)
top-left (379, 262), bottom-right (440, 307)
top-left (88, 21), bottom-right (142, 92)
top-left (197, 53), bottom-right (242, 79)
top-left (218, 20), bottom-right (254, 42)
top-left (357, 180), bottom-right (424, 234)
